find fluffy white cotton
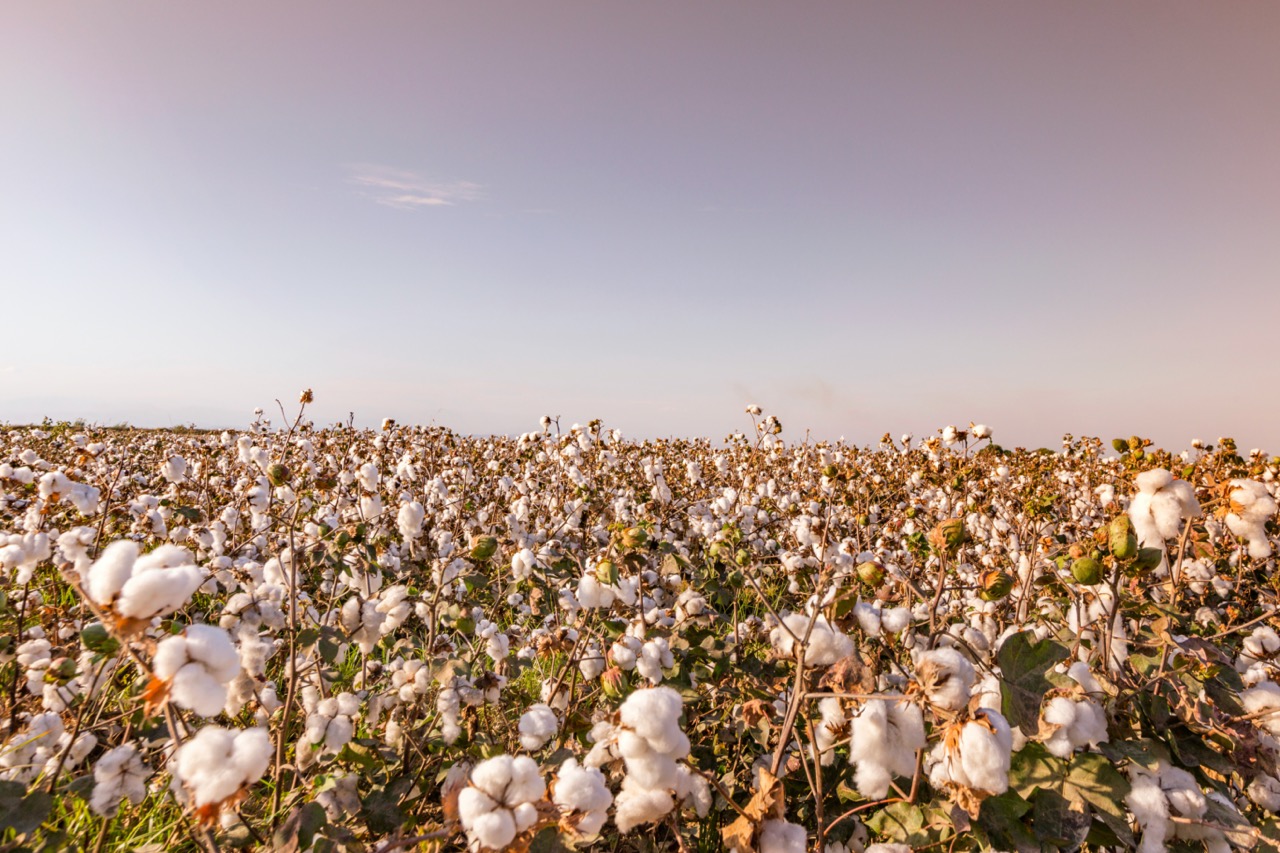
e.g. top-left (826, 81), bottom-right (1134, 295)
top-left (914, 647), bottom-right (975, 712)
top-left (553, 757), bottom-right (612, 841)
top-left (518, 703), bottom-right (559, 751)
top-left (613, 774), bottom-right (675, 833)
top-left (171, 726), bottom-right (271, 810)
top-left (457, 755), bottom-right (546, 850)
top-left (1242, 681), bottom-right (1280, 736)
top-left (153, 624), bottom-right (242, 717)
top-left (770, 613), bottom-right (853, 666)
top-left (760, 819), bottom-right (808, 853)
top-left (90, 744), bottom-right (150, 816)
top-left (1128, 469), bottom-right (1201, 550)
top-left (849, 698), bottom-right (926, 799)
top-left (928, 709), bottom-right (1013, 799)
top-left (1225, 479), bottom-right (1277, 559)
top-left (814, 697), bottom-right (848, 766)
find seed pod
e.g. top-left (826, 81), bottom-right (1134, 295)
top-left (619, 526), bottom-right (648, 549)
top-left (1109, 516), bottom-right (1137, 559)
top-left (822, 464), bottom-right (839, 479)
top-left (1112, 438), bottom-right (1128, 454)
top-left (267, 463), bottom-right (289, 487)
top-left (81, 622), bottom-right (120, 655)
top-left (734, 549), bottom-right (750, 567)
top-left (1128, 436), bottom-right (1144, 451)
top-left (595, 560), bottom-right (619, 586)
top-left (469, 535), bottom-right (498, 561)
top-left (856, 560), bottom-right (886, 587)
top-left (1131, 547), bottom-right (1164, 572)
top-left (601, 666), bottom-right (625, 699)
top-left (928, 518), bottom-right (968, 556)
top-left (1071, 557), bottom-right (1104, 585)
top-left (979, 569), bottom-right (1014, 601)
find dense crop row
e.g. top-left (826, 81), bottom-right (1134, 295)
top-left (2, 398), bottom-right (1279, 852)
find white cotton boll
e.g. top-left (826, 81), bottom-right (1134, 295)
top-left (1126, 769), bottom-right (1170, 853)
top-left (1248, 773), bottom-right (1280, 813)
top-left (576, 575), bottom-right (615, 609)
top-left (511, 548), bottom-right (536, 581)
top-left (554, 758), bottom-right (612, 840)
top-left (1041, 697), bottom-right (1080, 758)
top-left (397, 501), bottom-right (425, 541)
top-left (172, 726), bottom-right (271, 810)
top-left (814, 698), bottom-right (848, 766)
top-left (636, 638), bottom-right (674, 684)
top-left (115, 560), bottom-right (206, 620)
top-left (620, 686), bottom-right (689, 758)
top-left (673, 765), bottom-right (711, 817)
top-left (90, 743), bottom-right (150, 816)
top-left (162, 455), bottom-right (187, 484)
top-left (853, 603), bottom-right (882, 637)
top-left (759, 819), bottom-right (808, 853)
top-left (579, 643), bottom-right (606, 681)
top-left (1242, 681), bottom-right (1280, 737)
top-left (914, 647), bottom-right (975, 712)
top-left (613, 774), bottom-right (676, 832)
top-left (849, 699), bottom-right (925, 799)
top-left (518, 703), bottom-right (559, 751)
top-left (85, 540), bottom-right (139, 606)
top-left (769, 613), bottom-right (853, 666)
top-left (880, 607), bottom-right (912, 635)
top-left (1226, 479), bottom-right (1278, 558)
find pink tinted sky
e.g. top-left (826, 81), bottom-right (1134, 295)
top-left (1, 2), bottom-right (1278, 450)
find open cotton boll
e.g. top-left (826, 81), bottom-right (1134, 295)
top-left (928, 709), bottom-right (1013, 811)
top-left (614, 774), bottom-right (676, 833)
top-left (619, 686), bottom-right (689, 758)
top-left (849, 698), bottom-right (925, 799)
top-left (114, 546), bottom-right (207, 621)
top-left (1126, 769), bottom-right (1170, 853)
top-left (458, 755), bottom-right (546, 850)
top-left (814, 697), bottom-right (848, 766)
top-left (1241, 681), bottom-right (1280, 737)
top-left (518, 703), bottom-right (559, 751)
top-left (769, 613), bottom-right (853, 666)
top-left (1128, 469), bottom-right (1201, 549)
top-left (1225, 479), bottom-right (1278, 559)
top-left (511, 548), bottom-right (536, 581)
top-left (171, 726), bottom-right (271, 814)
top-left (759, 819), bottom-right (808, 853)
top-left (90, 744), bottom-right (150, 816)
top-left (576, 575), bottom-right (615, 609)
top-left (1247, 773), bottom-right (1280, 813)
top-left (85, 540), bottom-right (139, 607)
top-left (153, 624), bottom-right (242, 717)
top-left (552, 758), bottom-right (612, 842)
top-left (914, 647), bottom-right (975, 712)
top-left (397, 501), bottom-right (425, 541)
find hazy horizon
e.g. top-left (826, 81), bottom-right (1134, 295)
top-left (3, 2), bottom-right (1278, 451)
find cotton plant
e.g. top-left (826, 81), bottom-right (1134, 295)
top-left (456, 754), bottom-right (547, 851)
top-left (83, 540), bottom-right (206, 630)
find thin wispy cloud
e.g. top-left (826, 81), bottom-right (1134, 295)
top-left (348, 164), bottom-right (484, 210)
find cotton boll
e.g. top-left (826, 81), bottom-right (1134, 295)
top-left (1226, 479), bottom-right (1278, 558)
top-left (1248, 773), bottom-right (1280, 813)
top-left (880, 607), bottom-right (913, 635)
top-left (814, 697), bottom-right (848, 766)
top-left (613, 774), bottom-right (675, 832)
top-left (90, 743), bottom-right (150, 816)
top-left (1125, 770), bottom-right (1170, 853)
top-left (769, 613), bottom-right (853, 666)
top-left (1241, 681), bottom-right (1280, 737)
top-left (759, 819), bottom-right (808, 853)
top-left (518, 703), bottom-right (559, 751)
top-left (914, 647), bottom-right (975, 712)
top-left (553, 758), bottom-right (612, 841)
top-left (619, 686), bottom-right (689, 758)
top-left (849, 699), bottom-right (925, 799)
top-left (458, 755), bottom-right (546, 850)
top-left (153, 625), bottom-right (242, 718)
top-left (85, 540), bottom-right (139, 607)
top-left (171, 726), bottom-right (271, 813)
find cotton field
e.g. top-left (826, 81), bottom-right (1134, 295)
top-left (2, 398), bottom-right (1279, 852)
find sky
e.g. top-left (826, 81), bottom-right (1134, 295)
top-left (2, 2), bottom-right (1279, 450)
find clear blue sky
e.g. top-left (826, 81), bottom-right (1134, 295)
top-left (3, 2), bottom-right (1278, 450)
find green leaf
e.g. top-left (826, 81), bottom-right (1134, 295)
top-left (997, 632), bottom-right (1069, 732)
top-left (272, 802), bottom-right (327, 853)
top-left (0, 784), bottom-right (52, 836)
top-left (977, 791), bottom-right (1037, 853)
top-left (865, 801), bottom-right (926, 844)
top-left (1032, 789), bottom-right (1092, 849)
